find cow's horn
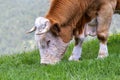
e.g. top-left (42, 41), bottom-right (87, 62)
top-left (26, 26), bottom-right (36, 34)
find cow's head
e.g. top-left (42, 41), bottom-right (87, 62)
top-left (27, 17), bottom-right (69, 64)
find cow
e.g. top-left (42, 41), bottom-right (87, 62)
top-left (27, 0), bottom-right (120, 64)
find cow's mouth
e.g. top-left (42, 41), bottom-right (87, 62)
top-left (40, 53), bottom-right (62, 65)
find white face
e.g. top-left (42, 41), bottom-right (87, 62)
top-left (34, 17), bottom-right (69, 64)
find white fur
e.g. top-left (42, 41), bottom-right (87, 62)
top-left (38, 32), bottom-right (69, 64)
top-left (35, 17), bottom-right (49, 28)
top-left (35, 24), bottom-right (69, 64)
top-left (69, 33), bottom-right (85, 61)
top-left (69, 44), bottom-right (82, 61)
top-left (34, 17), bottom-right (69, 64)
top-left (98, 43), bottom-right (108, 58)
top-left (34, 17), bottom-right (51, 35)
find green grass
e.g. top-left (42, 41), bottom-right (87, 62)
top-left (0, 35), bottom-right (120, 80)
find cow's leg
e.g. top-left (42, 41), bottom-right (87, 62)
top-left (69, 32), bottom-right (85, 61)
top-left (97, 3), bottom-right (114, 58)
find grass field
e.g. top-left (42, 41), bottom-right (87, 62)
top-left (0, 35), bottom-right (120, 80)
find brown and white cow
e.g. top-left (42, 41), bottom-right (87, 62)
top-left (27, 0), bottom-right (120, 64)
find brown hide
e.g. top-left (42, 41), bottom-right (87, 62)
top-left (45, 0), bottom-right (94, 42)
top-left (46, 0), bottom-right (119, 43)
top-left (116, 0), bottom-right (120, 10)
top-left (74, 0), bottom-right (103, 37)
top-left (115, 0), bottom-right (120, 14)
top-left (74, 0), bottom-right (120, 37)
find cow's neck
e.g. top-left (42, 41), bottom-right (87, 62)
top-left (45, 0), bottom-right (93, 43)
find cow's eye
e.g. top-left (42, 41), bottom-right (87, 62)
top-left (44, 23), bottom-right (47, 27)
top-left (44, 21), bottom-right (48, 28)
top-left (47, 40), bottom-right (50, 46)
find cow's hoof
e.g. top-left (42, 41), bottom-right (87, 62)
top-left (68, 56), bottom-right (80, 61)
top-left (97, 53), bottom-right (109, 59)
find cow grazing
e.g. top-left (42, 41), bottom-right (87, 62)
top-left (27, 0), bottom-right (120, 64)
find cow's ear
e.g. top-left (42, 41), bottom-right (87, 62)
top-left (50, 23), bottom-right (61, 36)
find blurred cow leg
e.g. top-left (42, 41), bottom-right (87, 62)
top-left (69, 29), bottom-right (85, 61)
top-left (97, 3), bottom-right (114, 58)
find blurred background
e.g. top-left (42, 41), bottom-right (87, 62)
top-left (0, 0), bottom-right (120, 55)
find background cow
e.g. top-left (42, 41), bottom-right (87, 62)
top-left (27, 0), bottom-right (120, 64)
